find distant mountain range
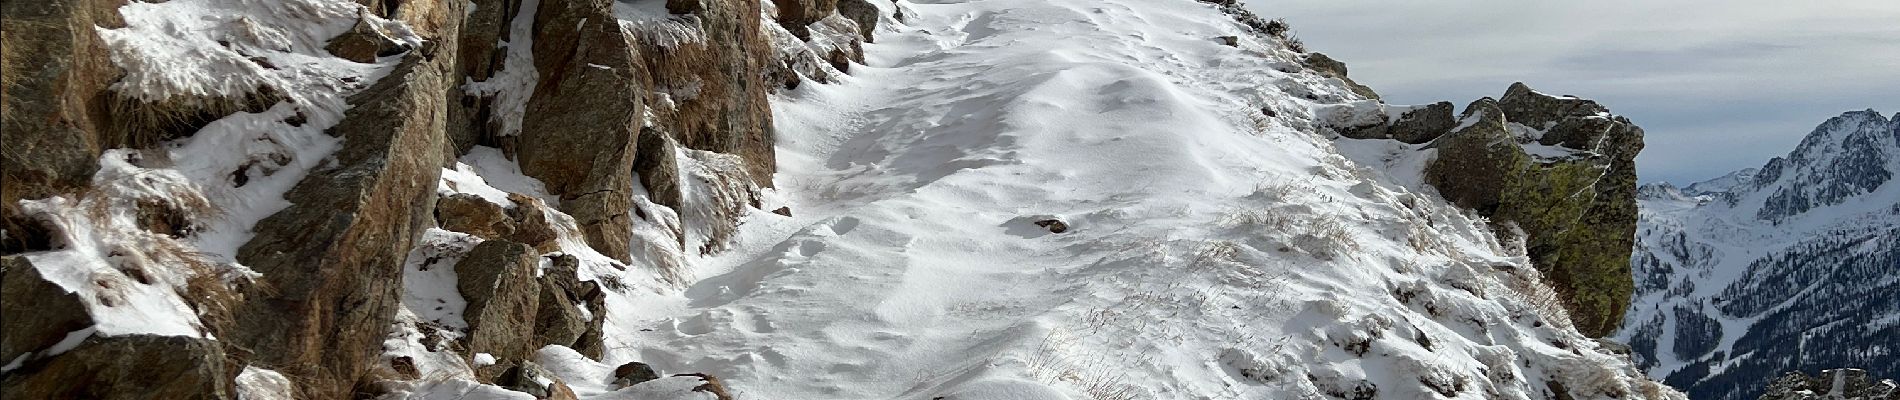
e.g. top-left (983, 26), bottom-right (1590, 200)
top-left (1623, 110), bottom-right (1900, 400)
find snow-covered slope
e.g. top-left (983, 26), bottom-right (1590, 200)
top-left (1622, 110), bottom-right (1900, 400)
top-left (565, 1), bottom-right (1677, 398)
top-left (0, 0), bottom-right (1681, 398)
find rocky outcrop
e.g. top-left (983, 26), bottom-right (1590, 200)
top-left (436, 193), bottom-right (516, 240)
top-left (1388, 102), bottom-right (1458, 144)
top-left (517, 0), bottom-right (646, 264)
top-left (636, 127), bottom-right (686, 209)
top-left (1, 334), bottom-right (234, 400)
top-left (1758, 369), bottom-right (1899, 400)
top-left (772, 0), bottom-right (842, 38)
top-left (1421, 83), bottom-right (1643, 337)
top-left (0, 0), bottom-right (125, 253)
top-left (630, 0), bottom-right (781, 183)
top-left (455, 240), bottom-right (543, 371)
top-left (1329, 82), bottom-right (1644, 337)
top-left (1424, 99), bottom-right (1527, 214)
top-left (325, 14), bottom-right (413, 63)
top-left (837, 0), bottom-right (880, 42)
top-left (1323, 100), bottom-right (1456, 144)
top-left (533, 254), bottom-right (606, 358)
top-left (3, 0), bottom-right (872, 396)
top-left (0, 256), bottom-right (91, 365)
top-left (228, 48), bottom-right (451, 397)
top-left (1302, 53), bottom-right (1379, 100)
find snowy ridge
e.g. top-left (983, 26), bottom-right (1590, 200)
top-left (2, 0), bottom-right (1680, 397)
top-left (1623, 110), bottom-right (1900, 400)
top-left (523, 0), bottom-right (1676, 398)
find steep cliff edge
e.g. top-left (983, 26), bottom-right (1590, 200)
top-left (1330, 82), bottom-right (1645, 338)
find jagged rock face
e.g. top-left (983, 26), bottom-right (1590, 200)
top-left (1423, 83), bottom-right (1643, 337)
top-left (0, 0), bottom-right (125, 253)
top-left (516, 0), bottom-right (645, 264)
top-left (1426, 99), bottom-right (1527, 213)
top-left (636, 127), bottom-right (687, 210)
top-left (532, 255), bottom-right (597, 354)
top-left (837, 0), bottom-right (880, 42)
top-left (455, 240), bottom-right (543, 372)
top-left (632, 0), bottom-right (781, 184)
top-left (2, 0), bottom-right (834, 395)
top-left (446, 0), bottom-right (517, 154)
top-left (1758, 369), bottom-right (1900, 400)
top-left (772, 0), bottom-right (841, 38)
top-left (229, 49), bottom-right (452, 397)
top-left (325, 14), bottom-right (412, 63)
top-left (436, 193), bottom-right (517, 240)
top-left (1389, 101), bottom-right (1457, 144)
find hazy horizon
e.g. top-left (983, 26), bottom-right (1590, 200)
top-left (1241, 0), bottom-right (1900, 184)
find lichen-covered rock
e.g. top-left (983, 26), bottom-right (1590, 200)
top-left (1425, 99), bottom-right (1525, 214)
top-left (1389, 101), bottom-right (1457, 144)
top-left (0, 334), bottom-right (234, 400)
top-left (454, 240), bottom-right (542, 368)
top-left (1422, 83), bottom-right (1643, 337)
top-left (1758, 369), bottom-right (1899, 400)
top-left (229, 50), bottom-right (450, 396)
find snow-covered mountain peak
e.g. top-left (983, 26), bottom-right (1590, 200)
top-left (1745, 109), bottom-right (1899, 222)
top-left (1636, 182), bottom-right (1693, 202)
top-left (1624, 109), bottom-right (1900, 400)
top-left (1681, 168), bottom-right (1758, 197)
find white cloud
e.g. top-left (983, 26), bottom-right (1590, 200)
top-left (1243, 0), bottom-right (1900, 183)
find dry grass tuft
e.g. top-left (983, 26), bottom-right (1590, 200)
top-left (107, 87), bottom-right (284, 149)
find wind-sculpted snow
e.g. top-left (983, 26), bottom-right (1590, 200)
top-left (1, 0), bottom-right (1680, 397)
top-left (581, 0), bottom-right (1678, 398)
top-left (1623, 110), bottom-right (1900, 400)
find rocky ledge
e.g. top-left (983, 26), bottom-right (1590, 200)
top-left (1324, 82), bottom-right (1645, 337)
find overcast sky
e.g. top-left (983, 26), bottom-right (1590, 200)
top-left (1241, 1), bottom-right (1900, 184)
